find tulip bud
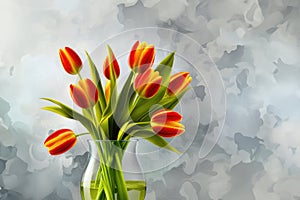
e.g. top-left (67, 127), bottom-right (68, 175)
top-left (129, 41), bottom-right (155, 73)
top-left (44, 129), bottom-right (77, 155)
top-left (70, 78), bottom-right (99, 108)
top-left (151, 109), bottom-right (185, 138)
top-left (59, 47), bottom-right (82, 75)
top-left (167, 72), bottom-right (192, 96)
top-left (103, 52), bottom-right (120, 80)
top-left (134, 68), bottom-right (162, 98)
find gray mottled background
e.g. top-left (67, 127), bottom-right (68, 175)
top-left (1, 0), bottom-right (300, 199)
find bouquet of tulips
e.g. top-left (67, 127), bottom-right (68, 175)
top-left (42, 41), bottom-right (192, 199)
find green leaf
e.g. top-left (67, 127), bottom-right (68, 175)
top-left (130, 52), bottom-right (175, 121)
top-left (41, 98), bottom-right (96, 133)
top-left (130, 129), bottom-right (181, 154)
top-left (113, 152), bottom-right (129, 200)
top-left (85, 51), bottom-right (106, 118)
top-left (161, 86), bottom-right (190, 110)
top-left (155, 51), bottom-right (175, 86)
top-left (98, 113), bottom-right (113, 139)
top-left (42, 106), bottom-right (73, 119)
top-left (106, 45), bottom-right (117, 84)
top-left (116, 121), bottom-right (131, 140)
top-left (82, 108), bottom-right (92, 120)
top-left (114, 71), bottom-right (134, 124)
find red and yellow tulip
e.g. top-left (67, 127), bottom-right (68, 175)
top-left (44, 129), bottom-right (77, 155)
top-left (59, 47), bottom-right (82, 75)
top-left (103, 52), bottom-right (120, 80)
top-left (167, 72), bottom-right (192, 96)
top-left (151, 109), bottom-right (185, 138)
top-left (70, 78), bottom-right (99, 108)
top-left (129, 41), bottom-right (155, 73)
top-left (134, 68), bottom-right (162, 98)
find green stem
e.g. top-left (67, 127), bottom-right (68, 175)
top-left (78, 72), bottom-right (83, 80)
top-left (96, 142), bottom-right (115, 200)
top-left (88, 108), bottom-right (103, 140)
top-left (129, 95), bottom-right (141, 114)
top-left (117, 122), bottom-right (131, 141)
top-left (95, 164), bottom-right (102, 186)
top-left (95, 182), bottom-right (105, 200)
top-left (87, 106), bottom-right (115, 199)
top-left (75, 132), bottom-right (89, 137)
top-left (113, 142), bottom-right (129, 200)
top-left (117, 121), bottom-right (149, 141)
top-left (95, 141), bottom-right (130, 200)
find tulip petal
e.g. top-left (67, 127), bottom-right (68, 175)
top-left (142, 82), bottom-right (161, 98)
top-left (128, 41), bottom-right (155, 73)
top-left (103, 52), bottom-right (120, 80)
top-left (70, 84), bottom-right (90, 108)
top-left (70, 78), bottom-right (98, 108)
top-left (45, 133), bottom-right (74, 148)
top-left (112, 57), bottom-right (120, 78)
top-left (152, 124), bottom-right (185, 138)
top-left (134, 68), bottom-right (151, 90)
top-left (152, 110), bottom-right (182, 123)
top-left (80, 79), bottom-right (98, 105)
top-left (129, 41), bottom-right (139, 68)
top-left (48, 137), bottom-right (77, 155)
top-left (44, 129), bottom-right (73, 145)
top-left (167, 72), bottom-right (192, 95)
top-left (150, 109), bottom-right (185, 138)
top-left (59, 49), bottom-right (74, 74)
top-left (134, 68), bottom-right (162, 98)
top-left (133, 42), bottom-right (148, 70)
top-left (103, 56), bottom-right (110, 78)
top-left (138, 45), bottom-right (155, 72)
top-left (142, 76), bottom-right (162, 98)
top-left (65, 47), bottom-right (82, 68)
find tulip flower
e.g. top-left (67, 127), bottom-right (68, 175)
top-left (134, 68), bottom-right (162, 98)
top-left (70, 78), bottom-right (99, 108)
top-left (59, 47), bottom-right (82, 75)
top-left (44, 129), bottom-right (77, 155)
top-left (167, 72), bottom-right (192, 96)
top-left (150, 109), bottom-right (185, 138)
top-left (129, 41), bottom-right (155, 73)
top-left (103, 52), bottom-right (120, 80)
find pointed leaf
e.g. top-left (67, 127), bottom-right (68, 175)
top-left (42, 106), bottom-right (73, 119)
top-left (85, 51), bottom-right (106, 116)
top-left (106, 45), bottom-right (117, 84)
top-left (41, 98), bottom-right (96, 133)
top-left (82, 108), bottom-right (92, 120)
top-left (155, 51), bottom-right (175, 85)
top-left (160, 86), bottom-right (190, 110)
top-left (130, 129), bottom-right (180, 154)
top-left (114, 71), bottom-right (134, 124)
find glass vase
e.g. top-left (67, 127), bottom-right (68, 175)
top-left (80, 140), bottom-right (146, 200)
